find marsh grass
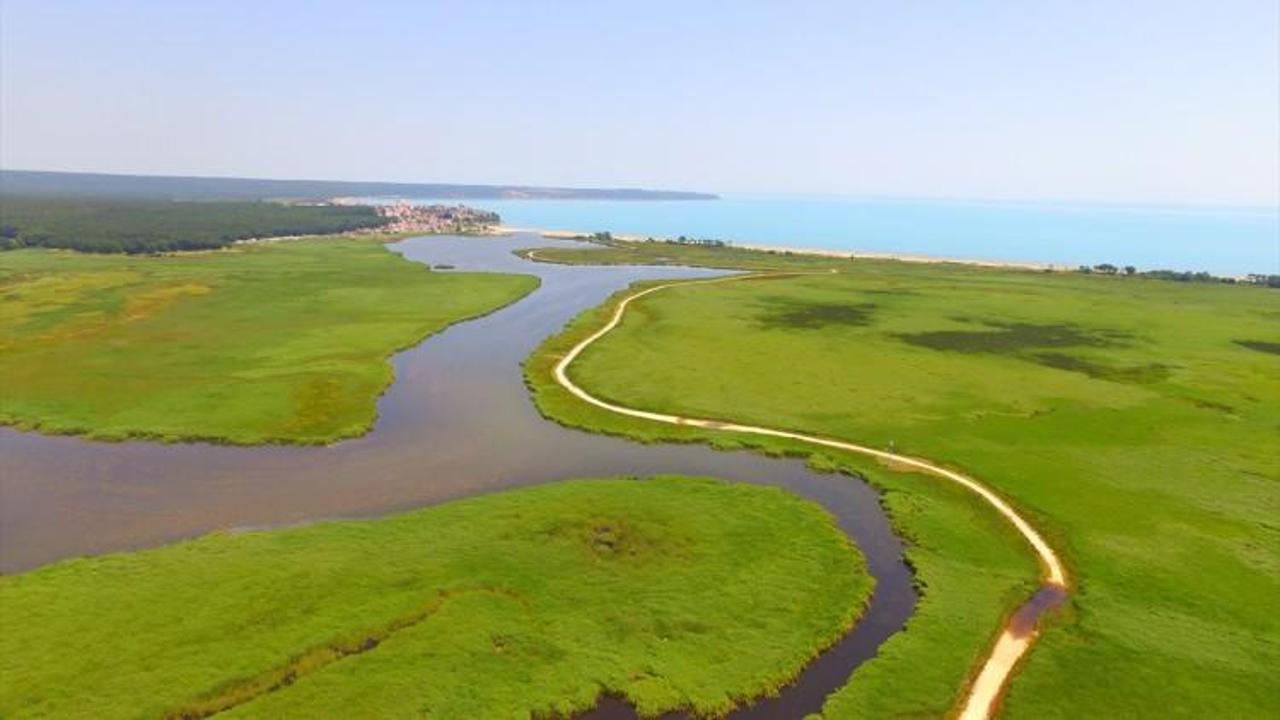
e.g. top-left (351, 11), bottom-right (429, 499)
top-left (0, 237), bottom-right (538, 444)
top-left (0, 476), bottom-right (872, 719)
top-left (521, 241), bottom-right (1280, 719)
top-left (522, 280), bottom-right (1038, 719)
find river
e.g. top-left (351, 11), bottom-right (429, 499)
top-left (0, 233), bottom-right (916, 718)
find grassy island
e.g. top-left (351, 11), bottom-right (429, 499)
top-left (523, 240), bottom-right (1280, 718)
top-left (0, 236), bottom-right (538, 444)
top-left (0, 476), bottom-right (871, 719)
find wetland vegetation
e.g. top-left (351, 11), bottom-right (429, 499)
top-left (0, 236), bottom-right (537, 443)
top-left (7, 3), bottom-right (1274, 717)
top-left (0, 476), bottom-right (870, 719)
top-left (3, 222), bottom-right (1273, 718)
top-left (524, 240), bottom-right (1280, 718)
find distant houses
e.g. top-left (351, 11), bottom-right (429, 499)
top-left (373, 202), bottom-right (500, 234)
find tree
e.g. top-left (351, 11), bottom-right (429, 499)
top-left (1123, 265), bottom-right (1136, 276)
top-left (0, 197), bottom-right (386, 254)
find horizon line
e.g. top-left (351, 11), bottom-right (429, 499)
top-left (4, 166), bottom-right (1277, 214)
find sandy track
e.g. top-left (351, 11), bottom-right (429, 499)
top-left (550, 271), bottom-right (1069, 719)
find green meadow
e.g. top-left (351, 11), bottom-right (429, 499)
top-left (0, 476), bottom-right (871, 719)
top-left (524, 242), bottom-right (1280, 718)
top-left (517, 238), bottom-right (848, 271)
top-left (0, 237), bottom-right (537, 444)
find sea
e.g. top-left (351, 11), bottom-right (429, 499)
top-left (396, 195), bottom-right (1279, 277)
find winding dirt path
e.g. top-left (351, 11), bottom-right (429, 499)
top-left (551, 272), bottom-right (1069, 720)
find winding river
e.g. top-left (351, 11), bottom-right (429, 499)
top-left (0, 233), bottom-right (917, 719)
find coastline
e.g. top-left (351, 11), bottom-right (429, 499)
top-left (497, 225), bottom-right (1062, 272)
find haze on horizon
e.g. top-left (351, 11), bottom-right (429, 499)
top-left (2, 0), bottom-right (1277, 208)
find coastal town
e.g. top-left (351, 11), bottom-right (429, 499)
top-left (370, 201), bottom-right (500, 234)
top-left (227, 200), bottom-right (502, 246)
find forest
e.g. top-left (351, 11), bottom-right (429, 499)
top-left (0, 196), bottom-right (387, 253)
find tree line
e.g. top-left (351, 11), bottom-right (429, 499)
top-left (0, 197), bottom-right (387, 254)
top-left (1077, 262), bottom-right (1278, 287)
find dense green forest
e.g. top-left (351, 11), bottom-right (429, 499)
top-left (0, 197), bottom-right (387, 253)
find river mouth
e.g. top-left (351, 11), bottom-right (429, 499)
top-left (0, 233), bottom-right (916, 718)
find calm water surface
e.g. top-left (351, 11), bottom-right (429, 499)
top-left (404, 195), bottom-right (1279, 276)
top-left (0, 233), bottom-right (916, 718)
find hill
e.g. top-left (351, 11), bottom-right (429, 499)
top-left (0, 170), bottom-right (718, 202)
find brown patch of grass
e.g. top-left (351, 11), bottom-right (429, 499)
top-left (281, 376), bottom-right (344, 436)
top-left (122, 283), bottom-right (211, 323)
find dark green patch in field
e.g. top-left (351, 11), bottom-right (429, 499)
top-left (1190, 397), bottom-right (1237, 415)
top-left (1234, 339), bottom-right (1280, 356)
top-left (898, 321), bottom-right (1120, 354)
top-left (755, 297), bottom-right (877, 329)
top-left (898, 321), bottom-right (1163, 383)
top-left (1033, 353), bottom-right (1171, 384)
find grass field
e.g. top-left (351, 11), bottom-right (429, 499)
top-left (0, 475), bottom-right (871, 719)
top-left (517, 238), bottom-right (849, 271)
top-left (523, 242), bottom-right (1280, 718)
top-left (0, 237), bottom-right (538, 444)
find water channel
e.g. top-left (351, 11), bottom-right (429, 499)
top-left (0, 233), bottom-right (918, 718)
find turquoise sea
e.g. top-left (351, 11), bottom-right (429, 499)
top-left (408, 195), bottom-right (1278, 277)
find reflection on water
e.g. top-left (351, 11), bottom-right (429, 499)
top-left (0, 233), bottom-right (916, 718)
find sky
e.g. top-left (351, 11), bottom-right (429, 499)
top-left (2, 1), bottom-right (1277, 207)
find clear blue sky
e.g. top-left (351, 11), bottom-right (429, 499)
top-left (2, 1), bottom-right (1276, 206)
